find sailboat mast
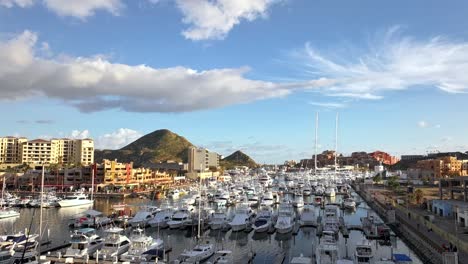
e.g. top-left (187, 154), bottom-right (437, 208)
top-left (40, 163), bottom-right (45, 238)
top-left (91, 165), bottom-right (95, 202)
top-left (334, 113), bottom-right (339, 180)
top-left (197, 163), bottom-right (202, 239)
top-left (314, 112), bottom-right (319, 174)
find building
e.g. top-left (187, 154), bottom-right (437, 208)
top-left (95, 159), bottom-right (133, 185)
top-left (188, 147), bottom-right (220, 172)
top-left (0, 137), bottom-right (27, 164)
top-left (413, 156), bottom-right (462, 179)
top-left (401, 155), bottom-right (425, 161)
top-left (0, 136), bottom-right (94, 165)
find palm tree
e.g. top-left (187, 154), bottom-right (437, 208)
top-left (414, 189), bottom-right (424, 204)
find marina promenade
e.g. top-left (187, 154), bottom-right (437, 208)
top-left (357, 184), bottom-right (466, 264)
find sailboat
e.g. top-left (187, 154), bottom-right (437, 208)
top-left (0, 175), bottom-right (20, 219)
top-left (176, 168), bottom-right (214, 263)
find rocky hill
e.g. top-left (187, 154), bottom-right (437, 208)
top-left (220, 150), bottom-right (258, 169)
top-left (94, 129), bottom-right (194, 167)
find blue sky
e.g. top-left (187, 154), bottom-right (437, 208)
top-left (1, 0), bottom-right (468, 164)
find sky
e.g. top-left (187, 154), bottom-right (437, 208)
top-left (1, 0), bottom-right (468, 164)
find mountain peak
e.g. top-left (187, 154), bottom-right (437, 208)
top-left (95, 129), bottom-right (194, 167)
top-left (221, 150), bottom-right (257, 168)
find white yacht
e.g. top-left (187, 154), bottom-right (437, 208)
top-left (214, 192), bottom-right (230, 207)
top-left (300, 203), bottom-right (316, 226)
top-left (274, 201), bottom-right (295, 234)
top-left (209, 212), bottom-right (229, 230)
top-left (166, 189), bottom-right (180, 199)
top-left (58, 191), bottom-right (93, 208)
top-left (247, 195), bottom-right (259, 207)
top-left (253, 207), bottom-right (274, 233)
top-left (303, 186), bottom-right (312, 196)
top-left (343, 198), bottom-right (356, 210)
top-left (355, 241), bottom-right (374, 264)
top-left (0, 208), bottom-right (20, 219)
top-left (128, 206), bottom-right (159, 227)
top-left (315, 231), bottom-right (340, 264)
top-left (260, 191), bottom-right (274, 207)
top-left (323, 205), bottom-right (340, 236)
top-left (0, 243), bottom-right (14, 264)
top-left (70, 209), bottom-right (112, 228)
top-left (325, 187), bottom-right (336, 197)
top-left (148, 208), bottom-right (174, 228)
top-left (93, 227), bottom-right (131, 260)
top-left (314, 196), bottom-right (323, 206)
top-left (64, 228), bottom-right (103, 258)
top-left (168, 208), bottom-right (192, 229)
top-left (229, 204), bottom-right (253, 232)
top-left (293, 195), bottom-right (304, 208)
top-left (258, 175), bottom-right (273, 187)
top-left (211, 250), bottom-right (234, 264)
top-left (178, 243), bottom-right (214, 263)
top-left (120, 228), bottom-right (163, 263)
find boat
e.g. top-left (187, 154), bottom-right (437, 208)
top-left (166, 189), bottom-right (180, 199)
top-left (58, 191), bottom-right (93, 208)
top-left (211, 250), bottom-right (234, 263)
top-left (120, 228), bottom-right (163, 263)
top-left (148, 208), bottom-right (174, 229)
top-left (290, 254), bottom-right (312, 264)
top-left (314, 196), bottom-right (323, 206)
top-left (0, 241), bottom-right (14, 264)
top-left (300, 203), bottom-right (316, 226)
top-left (178, 243), bottom-right (215, 263)
top-left (260, 191), bottom-right (274, 207)
top-left (355, 240), bottom-right (374, 264)
top-left (315, 231), bottom-right (340, 264)
top-left (343, 198), bottom-right (356, 210)
top-left (293, 195), bottom-right (304, 208)
top-left (168, 208), bottom-right (192, 229)
top-left (209, 211), bottom-right (229, 230)
top-left (70, 209), bottom-right (112, 228)
top-left (0, 178), bottom-right (20, 219)
top-left (323, 205), bottom-right (340, 236)
top-left (0, 208), bottom-right (20, 219)
top-left (128, 206), bottom-right (159, 227)
top-left (229, 203), bottom-right (253, 232)
top-left (247, 195), bottom-right (259, 207)
top-left (274, 201), bottom-right (295, 234)
top-left (303, 187), bottom-right (312, 196)
top-left (325, 187), bottom-right (336, 197)
top-left (64, 228), bottom-right (103, 258)
top-left (214, 192), bottom-right (230, 208)
top-left (252, 207), bottom-right (275, 233)
top-left (93, 227), bottom-right (131, 260)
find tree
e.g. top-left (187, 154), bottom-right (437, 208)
top-left (373, 174), bottom-right (382, 184)
top-left (414, 189), bottom-right (424, 204)
top-left (387, 176), bottom-right (400, 191)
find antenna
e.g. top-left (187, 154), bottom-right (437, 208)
top-left (314, 112), bottom-right (319, 174)
top-left (335, 112), bottom-right (339, 180)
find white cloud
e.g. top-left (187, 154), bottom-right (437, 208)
top-left (0, 30), bottom-right (320, 113)
top-left (95, 128), bottom-right (142, 149)
top-left (0, 0), bottom-right (33, 8)
top-left (175, 0), bottom-right (281, 41)
top-left (0, 0), bottom-right (123, 19)
top-left (43, 0), bottom-right (123, 19)
top-left (417, 121), bottom-right (428, 128)
top-left (300, 27), bottom-right (468, 98)
top-left (69, 129), bottom-right (91, 139)
top-left (309, 101), bottom-right (346, 109)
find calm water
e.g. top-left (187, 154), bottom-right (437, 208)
top-left (0, 193), bottom-right (423, 264)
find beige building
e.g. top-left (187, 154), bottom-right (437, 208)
top-left (0, 136), bottom-right (94, 165)
top-left (0, 137), bottom-right (27, 163)
top-left (188, 147), bottom-right (219, 172)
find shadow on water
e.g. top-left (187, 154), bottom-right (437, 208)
top-left (251, 231), bottom-right (269, 241)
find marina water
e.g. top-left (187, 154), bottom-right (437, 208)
top-left (0, 193), bottom-right (423, 264)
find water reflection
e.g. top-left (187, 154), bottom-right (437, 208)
top-left (3, 193), bottom-right (422, 264)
